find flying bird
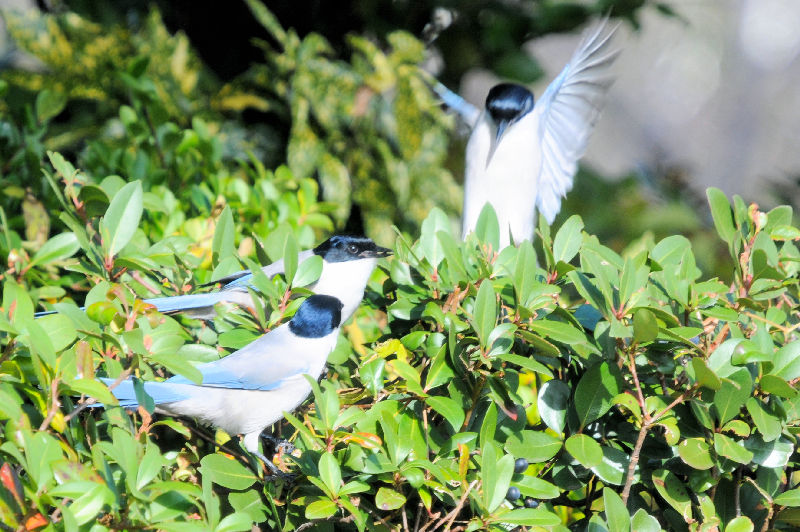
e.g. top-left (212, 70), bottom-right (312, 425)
top-left (436, 19), bottom-right (619, 248)
top-left (95, 294), bottom-right (345, 476)
top-left (36, 235), bottom-right (391, 323)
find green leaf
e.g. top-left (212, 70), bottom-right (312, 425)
top-left (745, 434), bottom-right (794, 468)
top-left (706, 187), bottom-right (737, 245)
top-left (305, 498), bottom-right (338, 519)
top-left (282, 233), bottom-right (299, 285)
top-left (630, 509), bottom-right (661, 532)
top-left (677, 438), bottom-right (714, 470)
top-left (419, 207), bottom-right (450, 267)
top-left (472, 281), bottom-right (497, 348)
top-left (492, 508), bottom-right (561, 526)
top-left (513, 475), bottom-right (560, 499)
top-left (771, 340), bottom-right (800, 380)
top-left (293, 254), bottom-right (323, 287)
top-left (632, 308), bottom-right (658, 343)
top-left (212, 205), bottom-right (236, 265)
top-left (775, 488), bottom-right (800, 507)
top-left (480, 402), bottom-right (497, 449)
top-left (482, 444), bottom-right (514, 513)
top-left (28, 232), bottom-right (80, 267)
top-left (565, 434), bottom-right (603, 468)
top-left (528, 319), bottom-right (586, 344)
top-left (713, 368), bottom-right (752, 425)
top-left (35, 89), bottom-right (67, 122)
top-left (216, 513), bottom-right (255, 532)
top-left (375, 487), bottom-right (406, 511)
top-left (504, 431), bottom-right (562, 463)
top-left (713, 433), bottom-right (754, 464)
top-left (725, 516), bottom-right (754, 532)
top-left (760, 375), bottom-right (797, 398)
top-left (691, 358), bottom-right (721, 391)
top-left (652, 469), bottom-right (692, 520)
top-left (574, 362), bottom-right (623, 429)
top-left (36, 313), bottom-right (76, 352)
top-left (475, 203), bottom-right (500, 250)
top-left (69, 378), bottom-right (118, 405)
top-left (318, 452), bottom-right (342, 497)
top-left (590, 446), bottom-right (630, 486)
top-left (745, 397), bottom-right (782, 442)
top-left (552, 215), bottom-right (583, 264)
top-left (427, 396), bottom-right (464, 432)
top-left (537, 380), bottom-right (569, 434)
top-left (100, 180), bottom-right (143, 259)
top-left (513, 240), bottom-right (538, 305)
top-left (603, 487), bottom-right (630, 532)
top-left (199, 454), bottom-right (256, 490)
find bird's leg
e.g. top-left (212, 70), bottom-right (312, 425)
top-left (243, 432), bottom-right (295, 482)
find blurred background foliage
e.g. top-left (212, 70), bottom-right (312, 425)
top-left (4, 0), bottom-right (796, 530)
top-left (0, 0), bottom-right (732, 281)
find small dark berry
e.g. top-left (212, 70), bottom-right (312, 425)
top-left (506, 486), bottom-right (521, 501)
top-left (513, 457), bottom-right (528, 474)
top-left (524, 497), bottom-right (538, 508)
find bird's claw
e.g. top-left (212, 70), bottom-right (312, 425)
top-left (261, 434), bottom-right (295, 455)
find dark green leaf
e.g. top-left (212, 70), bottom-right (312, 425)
top-left (472, 281), bottom-right (497, 348)
top-left (574, 362), bottom-right (623, 429)
top-left (537, 380), bottom-right (569, 433)
top-left (652, 469), bottom-right (692, 520)
top-left (713, 369), bottom-right (752, 425)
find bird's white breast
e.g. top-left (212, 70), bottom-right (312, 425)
top-left (462, 112), bottom-right (543, 248)
top-left (312, 258), bottom-right (377, 323)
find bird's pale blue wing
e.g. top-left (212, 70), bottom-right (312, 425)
top-left (434, 82), bottom-right (481, 127)
top-left (534, 19), bottom-right (619, 223)
top-left (167, 324), bottom-right (318, 391)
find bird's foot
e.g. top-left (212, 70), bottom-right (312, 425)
top-left (251, 449), bottom-right (296, 483)
top-left (261, 434), bottom-right (295, 455)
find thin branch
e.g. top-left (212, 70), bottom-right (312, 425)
top-left (621, 424), bottom-right (647, 504)
top-left (38, 377), bottom-right (62, 431)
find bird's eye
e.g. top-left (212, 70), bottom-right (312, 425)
top-left (348, 244), bottom-right (359, 254)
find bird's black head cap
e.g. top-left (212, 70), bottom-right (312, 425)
top-left (289, 295), bottom-right (344, 338)
top-left (485, 83), bottom-right (534, 125)
top-left (313, 235), bottom-right (392, 263)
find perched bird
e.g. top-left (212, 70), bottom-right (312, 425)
top-left (96, 294), bottom-right (344, 476)
top-left (436, 20), bottom-right (619, 248)
top-left (36, 235), bottom-right (391, 323)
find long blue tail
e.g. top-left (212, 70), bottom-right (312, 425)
top-left (98, 377), bottom-right (189, 408)
top-left (143, 293), bottom-right (225, 314)
top-left (35, 292), bottom-right (224, 318)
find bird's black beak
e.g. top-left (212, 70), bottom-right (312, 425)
top-left (361, 245), bottom-right (393, 258)
top-left (486, 118), bottom-right (510, 168)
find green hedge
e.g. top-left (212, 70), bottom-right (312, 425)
top-left (1, 162), bottom-right (800, 530)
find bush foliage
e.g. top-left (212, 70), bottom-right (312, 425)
top-left (3, 2), bottom-right (800, 532)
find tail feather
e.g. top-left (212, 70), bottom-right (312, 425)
top-left (143, 293), bottom-right (225, 315)
top-left (99, 377), bottom-right (190, 407)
